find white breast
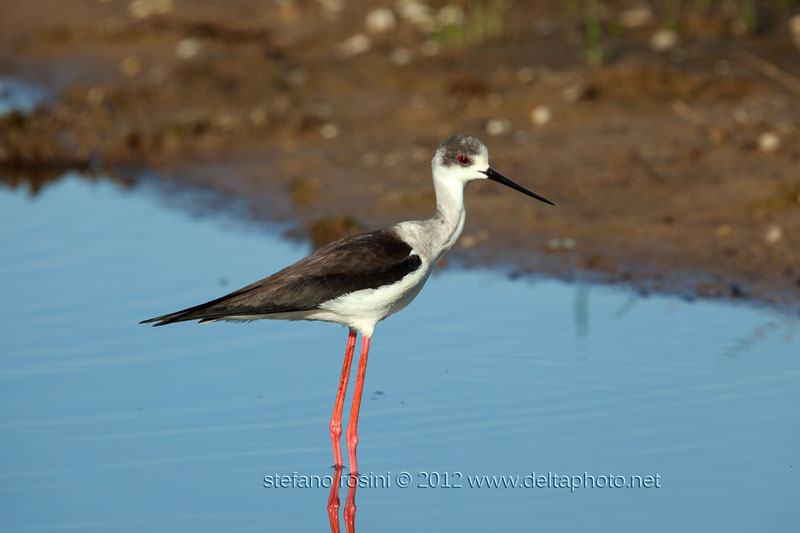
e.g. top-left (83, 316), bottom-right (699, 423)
top-left (313, 251), bottom-right (431, 336)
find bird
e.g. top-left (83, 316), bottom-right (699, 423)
top-left (140, 134), bottom-right (553, 479)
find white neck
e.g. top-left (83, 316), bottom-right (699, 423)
top-left (394, 168), bottom-right (471, 265)
top-left (424, 173), bottom-right (467, 263)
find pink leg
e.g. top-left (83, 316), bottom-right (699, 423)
top-left (330, 329), bottom-right (357, 468)
top-left (346, 336), bottom-right (371, 475)
top-left (343, 336), bottom-right (371, 531)
top-left (327, 330), bottom-right (356, 531)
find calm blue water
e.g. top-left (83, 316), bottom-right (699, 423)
top-left (0, 76), bottom-right (46, 116)
top-left (1, 174), bottom-right (798, 532)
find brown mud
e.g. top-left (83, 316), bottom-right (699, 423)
top-left (1, 0), bottom-right (799, 307)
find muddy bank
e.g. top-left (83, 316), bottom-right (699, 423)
top-left (1, 0), bottom-right (799, 307)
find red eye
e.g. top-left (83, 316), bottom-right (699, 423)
top-left (458, 155), bottom-right (470, 165)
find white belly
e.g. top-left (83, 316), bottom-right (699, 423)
top-left (312, 260), bottom-right (431, 336)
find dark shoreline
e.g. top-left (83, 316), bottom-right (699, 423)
top-left (1, 0), bottom-right (798, 308)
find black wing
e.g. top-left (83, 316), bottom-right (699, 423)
top-left (140, 227), bottom-right (422, 326)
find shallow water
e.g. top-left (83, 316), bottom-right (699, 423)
top-left (1, 174), bottom-right (798, 532)
top-left (0, 76), bottom-right (46, 116)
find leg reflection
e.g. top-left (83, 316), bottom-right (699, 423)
top-left (327, 469), bottom-right (357, 533)
top-left (343, 472), bottom-right (358, 533)
top-left (327, 466), bottom-right (343, 533)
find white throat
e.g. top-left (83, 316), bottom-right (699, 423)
top-left (395, 166), bottom-right (467, 266)
top-left (432, 170), bottom-right (467, 247)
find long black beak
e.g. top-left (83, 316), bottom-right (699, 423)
top-left (482, 168), bottom-right (555, 206)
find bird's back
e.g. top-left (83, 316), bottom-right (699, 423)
top-left (140, 227), bottom-right (423, 327)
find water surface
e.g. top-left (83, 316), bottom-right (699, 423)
top-left (0, 76), bottom-right (46, 116)
top-left (1, 174), bottom-right (798, 532)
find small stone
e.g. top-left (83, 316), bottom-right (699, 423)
top-left (485, 118), bottom-right (511, 136)
top-left (758, 132), bottom-right (781, 153)
top-left (650, 28), bottom-right (678, 52)
top-left (511, 130), bottom-right (530, 144)
top-left (365, 7), bottom-right (396, 34)
top-left (708, 128), bottom-right (724, 146)
top-left (716, 224), bottom-right (732, 238)
top-left (318, 0), bottom-right (344, 16)
top-left (285, 66), bottom-right (308, 87)
top-left (776, 120), bottom-right (795, 135)
top-left (273, 94), bottom-right (291, 113)
top-left (437, 5), bottom-right (465, 26)
top-left (175, 37), bottom-right (202, 60)
top-left (765, 225), bottom-right (783, 244)
top-left (390, 47), bottom-right (414, 65)
top-left (714, 60), bottom-right (731, 75)
top-left (562, 81), bottom-right (591, 103)
top-left (487, 94), bottom-right (503, 108)
top-left (670, 47), bottom-right (686, 63)
top-left (534, 19), bottom-right (555, 37)
top-left (127, 0), bottom-right (173, 19)
top-left (120, 56), bottom-right (142, 77)
top-left (335, 33), bottom-right (371, 58)
top-left (420, 40), bottom-right (439, 56)
top-left (249, 106), bottom-right (268, 127)
top-left (383, 151), bottom-right (401, 167)
top-left (731, 18), bottom-right (749, 37)
top-left (313, 102), bottom-right (333, 121)
top-left (320, 123), bottom-right (339, 139)
top-left (791, 15), bottom-right (800, 51)
top-left (396, 0), bottom-right (435, 32)
top-left (733, 108), bottom-right (751, 125)
top-left (146, 63), bottom-right (169, 84)
top-left (461, 235), bottom-right (477, 248)
top-left (546, 238), bottom-right (576, 251)
top-left (516, 67), bottom-right (535, 83)
top-left (218, 113), bottom-right (241, 132)
top-left (87, 86), bottom-right (105, 106)
top-left (620, 5), bottom-right (653, 28)
top-left (360, 151), bottom-right (380, 167)
top-left (530, 105), bottom-right (552, 126)
top-left (410, 94), bottom-right (427, 109)
top-left (275, 0), bottom-right (300, 22)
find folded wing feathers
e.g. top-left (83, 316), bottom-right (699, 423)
top-left (140, 228), bottom-right (421, 327)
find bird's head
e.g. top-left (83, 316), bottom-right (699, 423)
top-left (432, 134), bottom-right (554, 206)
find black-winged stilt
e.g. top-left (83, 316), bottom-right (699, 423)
top-left (140, 134), bottom-right (553, 514)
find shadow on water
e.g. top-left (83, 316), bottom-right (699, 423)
top-left (1, 171), bottom-right (799, 532)
top-left (0, 166), bottom-right (125, 196)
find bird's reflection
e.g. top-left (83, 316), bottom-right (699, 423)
top-left (327, 468), bottom-right (358, 532)
top-left (343, 472), bottom-right (358, 532)
top-left (327, 467), bottom-right (343, 532)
